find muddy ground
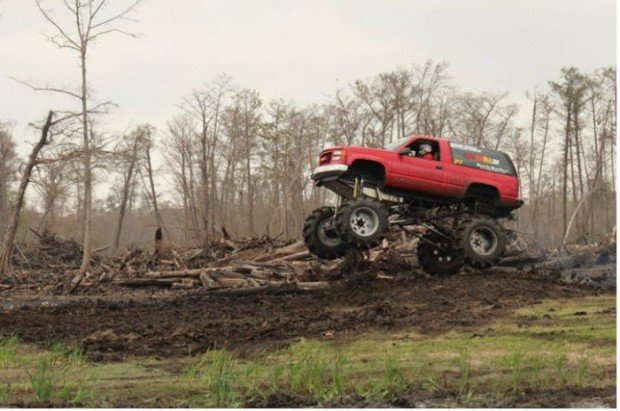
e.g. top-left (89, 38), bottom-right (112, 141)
top-left (0, 268), bottom-right (609, 362)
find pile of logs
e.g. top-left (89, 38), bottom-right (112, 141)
top-left (496, 230), bottom-right (616, 289)
top-left (12, 230), bottom-right (103, 270)
top-left (110, 237), bottom-right (415, 294)
top-left (10, 224), bottom-right (616, 295)
top-left (111, 240), bottom-right (338, 294)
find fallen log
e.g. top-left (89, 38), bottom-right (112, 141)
top-left (66, 272), bottom-right (85, 294)
top-left (252, 240), bottom-right (305, 262)
top-left (207, 282), bottom-right (298, 296)
top-left (144, 268), bottom-right (204, 278)
top-left (143, 261), bottom-right (292, 280)
top-left (199, 272), bottom-right (216, 288)
top-left (267, 250), bottom-right (311, 263)
top-left (236, 261), bottom-right (285, 271)
top-left (219, 277), bottom-right (265, 288)
top-left (93, 245), bottom-right (111, 254)
top-left (208, 268), bottom-right (248, 280)
top-left (296, 281), bottom-right (331, 291)
top-left (171, 280), bottom-right (198, 289)
top-left (116, 278), bottom-right (178, 287)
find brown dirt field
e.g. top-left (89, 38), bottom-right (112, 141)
top-left (254, 386), bottom-right (617, 408)
top-left (0, 268), bottom-right (608, 362)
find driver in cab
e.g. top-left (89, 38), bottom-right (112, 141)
top-left (417, 143), bottom-right (435, 160)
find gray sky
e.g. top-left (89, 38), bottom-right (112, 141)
top-left (0, 0), bottom-right (616, 157)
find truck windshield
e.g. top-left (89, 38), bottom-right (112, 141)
top-left (385, 137), bottom-right (409, 151)
top-left (449, 142), bottom-right (517, 176)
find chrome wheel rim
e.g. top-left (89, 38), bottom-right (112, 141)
top-left (469, 227), bottom-right (498, 256)
top-left (349, 206), bottom-right (380, 237)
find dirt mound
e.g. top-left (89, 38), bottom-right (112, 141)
top-left (0, 267), bottom-right (603, 362)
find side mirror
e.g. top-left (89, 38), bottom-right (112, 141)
top-left (399, 147), bottom-right (412, 155)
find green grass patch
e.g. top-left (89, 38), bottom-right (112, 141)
top-left (0, 336), bottom-right (19, 366)
top-left (0, 294), bottom-right (615, 407)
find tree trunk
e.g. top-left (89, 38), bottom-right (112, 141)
top-left (199, 123), bottom-right (210, 244)
top-left (0, 111), bottom-right (54, 276)
top-left (562, 103), bottom-right (572, 236)
top-left (79, 51), bottom-right (92, 276)
top-left (113, 152), bottom-right (137, 253)
top-left (145, 141), bottom-right (167, 238)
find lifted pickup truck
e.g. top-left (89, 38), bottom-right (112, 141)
top-left (303, 135), bottom-right (523, 275)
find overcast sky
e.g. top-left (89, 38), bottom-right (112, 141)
top-left (0, 0), bottom-right (616, 157)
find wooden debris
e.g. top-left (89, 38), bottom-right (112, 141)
top-left (252, 240), bottom-right (305, 262)
top-left (267, 250), bottom-right (311, 263)
top-left (116, 278), bottom-right (178, 287)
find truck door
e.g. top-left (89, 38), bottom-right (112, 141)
top-left (391, 138), bottom-right (444, 195)
top-left (437, 140), bottom-right (467, 197)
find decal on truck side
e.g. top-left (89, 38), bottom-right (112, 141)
top-left (449, 142), bottom-right (516, 176)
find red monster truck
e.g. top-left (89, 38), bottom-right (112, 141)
top-left (303, 135), bottom-right (523, 275)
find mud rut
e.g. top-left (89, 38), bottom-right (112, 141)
top-left (0, 269), bottom-right (605, 362)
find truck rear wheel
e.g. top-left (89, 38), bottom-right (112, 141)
top-left (303, 207), bottom-right (347, 260)
top-left (455, 216), bottom-right (506, 269)
top-left (416, 231), bottom-right (463, 276)
top-left (335, 198), bottom-right (389, 248)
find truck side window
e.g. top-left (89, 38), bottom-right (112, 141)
top-left (409, 140), bottom-right (440, 161)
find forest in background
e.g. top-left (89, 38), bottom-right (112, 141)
top-left (2, 63), bottom-right (615, 247)
top-left (0, 1), bottom-right (616, 276)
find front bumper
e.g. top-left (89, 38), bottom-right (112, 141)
top-left (311, 164), bottom-right (349, 181)
top-left (311, 164), bottom-right (403, 203)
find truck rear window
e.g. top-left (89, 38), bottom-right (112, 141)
top-left (449, 142), bottom-right (517, 176)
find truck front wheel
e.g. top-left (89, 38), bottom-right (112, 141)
top-left (455, 216), bottom-right (506, 269)
top-left (303, 207), bottom-right (348, 260)
top-left (416, 231), bottom-right (464, 275)
top-left (335, 198), bottom-right (389, 248)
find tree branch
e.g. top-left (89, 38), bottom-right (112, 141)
top-left (10, 77), bottom-right (82, 100)
top-left (35, 0), bottom-right (80, 48)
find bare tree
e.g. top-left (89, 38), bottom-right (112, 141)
top-left (139, 125), bottom-right (168, 238)
top-left (164, 114), bottom-right (200, 245)
top-left (449, 92), bottom-right (518, 150)
top-left (220, 90), bottom-right (262, 235)
top-left (550, 67), bottom-right (588, 238)
top-left (328, 90), bottom-right (364, 146)
top-left (181, 74), bottom-right (233, 243)
top-left (0, 111), bottom-right (54, 276)
top-left (32, 0), bottom-right (141, 274)
top-left (111, 127), bottom-right (144, 252)
top-left (32, 158), bottom-right (71, 234)
top-left (524, 92), bottom-right (554, 225)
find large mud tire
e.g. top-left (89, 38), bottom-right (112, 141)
top-left (335, 198), bottom-right (389, 248)
top-left (416, 231), bottom-right (464, 276)
top-left (303, 207), bottom-right (348, 260)
top-left (455, 216), bottom-right (506, 269)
